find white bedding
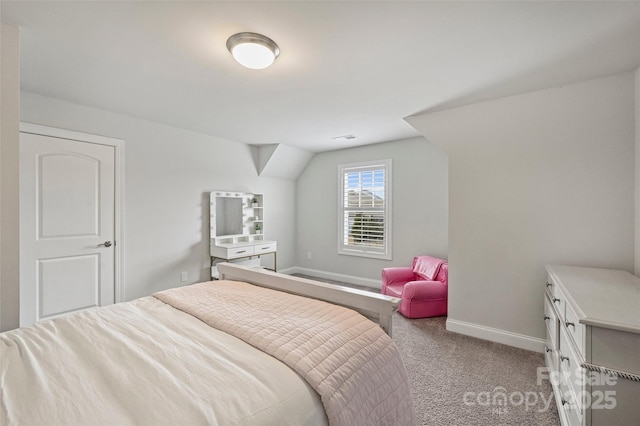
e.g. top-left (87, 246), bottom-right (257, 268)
top-left (156, 280), bottom-right (416, 426)
top-left (0, 296), bottom-right (327, 426)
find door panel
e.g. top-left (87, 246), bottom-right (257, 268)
top-left (21, 132), bottom-right (116, 326)
top-left (39, 254), bottom-right (99, 318)
top-left (39, 153), bottom-right (100, 238)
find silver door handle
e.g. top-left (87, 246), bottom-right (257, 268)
top-left (97, 241), bottom-right (113, 248)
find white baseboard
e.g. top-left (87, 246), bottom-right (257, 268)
top-left (276, 266), bottom-right (298, 275)
top-left (279, 266), bottom-right (381, 290)
top-left (446, 318), bottom-right (546, 353)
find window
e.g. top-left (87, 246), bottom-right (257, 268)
top-left (338, 159), bottom-right (392, 259)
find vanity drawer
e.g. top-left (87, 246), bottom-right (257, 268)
top-left (227, 246), bottom-right (255, 258)
top-left (254, 242), bottom-right (277, 253)
top-left (563, 301), bottom-right (585, 357)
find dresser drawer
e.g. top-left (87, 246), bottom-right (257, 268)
top-left (227, 246), bottom-right (255, 258)
top-left (544, 343), bottom-right (557, 377)
top-left (564, 301), bottom-right (585, 357)
top-left (559, 383), bottom-right (584, 426)
top-left (544, 295), bottom-right (559, 351)
top-left (559, 327), bottom-right (585, 411)
top-left (545, 275), bottom-right (558, 298)
top-left (558, 356), bottom-right (585, 426)
top-left (547, 276), bottom-right (565, 319)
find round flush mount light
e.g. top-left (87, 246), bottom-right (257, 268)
top-left (226, 32), bottom-right (280, 70)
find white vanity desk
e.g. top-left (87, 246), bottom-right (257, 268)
top-left (210, 239), bottom-right (277, 275)
top-left (210, 191), bottom-right (277, 279)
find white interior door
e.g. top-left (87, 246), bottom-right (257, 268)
top-left (20, 128), bottom-right (119, 326)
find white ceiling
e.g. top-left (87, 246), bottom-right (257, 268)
top-left (2, 1), bottom-right (639, 153)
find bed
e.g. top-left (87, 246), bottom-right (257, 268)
top-left (1, 263), bottom-right (415, 425)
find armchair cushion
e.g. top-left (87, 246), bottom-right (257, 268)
top-left (382, 283), bottom-right (405, 298)
top-left (403, 280), bottom-right (447, 300)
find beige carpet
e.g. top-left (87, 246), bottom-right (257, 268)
top-left (293, 274), bottom-right (560, 425)
top-left (393, 314), bottom-right (559, 425)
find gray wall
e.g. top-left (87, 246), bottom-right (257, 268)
top-left (408, 72), bottom-right (635, 343)
top-left (296, 137), bottom-right (448, 283)
top-left (0, 23), bottom-right (20, 332)
top-left (20, 92), bottom-right (297, 302)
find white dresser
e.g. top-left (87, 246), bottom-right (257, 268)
top-left (544, 265), bottom-right (640, 426)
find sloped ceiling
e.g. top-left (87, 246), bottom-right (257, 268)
top-left (2, 1), bottom-right (639, 152)
top-left (255, 143), bottom-right (314, 181)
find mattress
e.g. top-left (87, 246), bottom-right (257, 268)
top-left (0, 296), bottom-right (327, 425)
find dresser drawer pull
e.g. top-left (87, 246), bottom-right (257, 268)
top-left (235, 250), bottom-right (247, 254)
top-left (565, 321), bottom-right (575, 329)
top-left (544, 315), bottom-right (550, 321)
top-left (260, 246), bottom-right (271, 250)
top-left (560, 355), bottom-right (569, 364)
top-left (561, 398), bottom-right (568, 406)
top-left (553, 298), bottom-right (560, 304)
top-left (544, 346), bottom-right (552, 353)
top-left (546, 282), bottom-right (553, 288)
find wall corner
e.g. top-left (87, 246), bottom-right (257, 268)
top-left (635, 67), bottom-right (640, 276)
top-left (0, 22), bottom-right (21, 331)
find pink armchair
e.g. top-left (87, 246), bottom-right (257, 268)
top-left (381, 255), bottom-right (448, 319)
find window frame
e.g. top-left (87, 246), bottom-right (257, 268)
top-left (337, 159), bottom-right (392, 260)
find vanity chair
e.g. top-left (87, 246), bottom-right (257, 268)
top-left (381, 255), bottom-right (448, 319)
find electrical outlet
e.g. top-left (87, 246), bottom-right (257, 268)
top-left (307, 252), bottom-right (312, 260)
top-left (180, 271), bottom-right (188, 282)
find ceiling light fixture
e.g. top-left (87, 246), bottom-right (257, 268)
top-left (226, 32), bottom-right (280, 70)
top-left (333, 134), bottom-right (357, 141)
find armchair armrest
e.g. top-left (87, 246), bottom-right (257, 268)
top-left (381, 267), bottom-right (416, 286)
top-left (403, 280), bottom-right (447, 300)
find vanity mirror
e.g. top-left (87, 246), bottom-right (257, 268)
top-left (213, 195), bottom-right (244, 237)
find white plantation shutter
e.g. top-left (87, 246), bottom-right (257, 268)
top-left (338, 160), bottom-right (392, 259)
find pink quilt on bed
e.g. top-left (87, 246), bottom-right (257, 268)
top-left (154, 280), bottom-right (416, 426)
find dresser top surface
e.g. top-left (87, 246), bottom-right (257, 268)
top-left (546, 264), bottom-right (640, 334)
